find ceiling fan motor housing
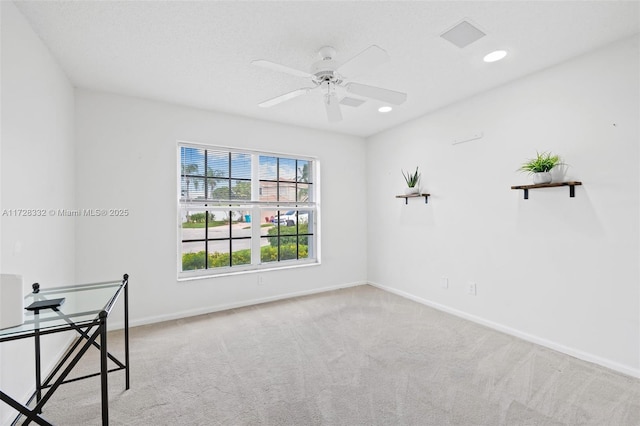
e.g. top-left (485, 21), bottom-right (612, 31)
top-left (311, 46), bottom-right (343, 84)
top-left (312, 69), bottom-right (342, 85)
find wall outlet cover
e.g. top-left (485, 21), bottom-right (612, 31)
top-left (468, 282), bottom-right (477, 296)
top-left (441, 277), bottom-right (449, 289)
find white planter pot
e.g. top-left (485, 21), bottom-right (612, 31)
top-left (404, 186), bottom-right (420, 195)
top-left (532, 172), bottom-right (552, 184)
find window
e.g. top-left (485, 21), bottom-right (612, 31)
top-left (178, 143), bottom-right (318, 278)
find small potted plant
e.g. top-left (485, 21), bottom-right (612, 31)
top-left (518, 151), bottom-right (562, 184)
top-left (402, 167), bottom-right (421, 194)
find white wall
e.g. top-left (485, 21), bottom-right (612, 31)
top-left (367, 35), bottom-right (640, 377)
top-left (74, 90), bottom-right (367, 326)
top-left (0, 2), bottom-right (76, 423)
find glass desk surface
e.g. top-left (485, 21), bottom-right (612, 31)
top-left (0, 279), bottom-right (125, 340)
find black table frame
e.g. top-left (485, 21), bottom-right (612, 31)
top-left (0, 274), bottom-right (129, 425)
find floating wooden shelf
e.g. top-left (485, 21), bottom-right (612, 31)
top-left (396, 193), bottom-right (431, 204)
top-left (511, 181), bottom-right (582, 200)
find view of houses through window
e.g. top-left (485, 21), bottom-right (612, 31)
top-left (179, 144), bottom-right (317, 277)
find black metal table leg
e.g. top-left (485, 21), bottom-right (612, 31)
top-left (33, 309), bottom-right (43, 413)
top-left (124, 274), bottom-right (130, 390)
top-left (100, 314), bottom-right (109, 425)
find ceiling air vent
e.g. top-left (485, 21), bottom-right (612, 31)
top-left (440, 20), bottom-right (486, 48)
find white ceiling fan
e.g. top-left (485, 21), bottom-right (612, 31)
top-left (252, 45), bottom-right (407, 122)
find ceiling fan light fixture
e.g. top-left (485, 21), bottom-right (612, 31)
top-left (483, 50), bottom-right (508, 63)
top-left (378, 106), bottom-right (393, 113)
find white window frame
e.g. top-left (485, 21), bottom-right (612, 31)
top-left (177, 141), bottom-right (320, 280)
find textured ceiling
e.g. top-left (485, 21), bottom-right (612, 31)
top-left (14, 1), bottom-right (640, 137)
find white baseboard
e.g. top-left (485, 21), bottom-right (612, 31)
top-left (109, 280), bottom-right (367, 330)
top-left (368, 281), bottom-right (640, 379)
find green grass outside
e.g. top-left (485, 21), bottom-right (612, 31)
top-left (182, 243), bottom-right (308, 270)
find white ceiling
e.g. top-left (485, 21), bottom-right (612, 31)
top-left (14, 1), bottom-right (640, 138)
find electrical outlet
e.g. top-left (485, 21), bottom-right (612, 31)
top-left (440, 277), bottom-right (449, 289)
top-left (468, 282), bottom-right (477, 296)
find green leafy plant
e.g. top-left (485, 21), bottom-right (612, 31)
top-left (260, 244), bottom-right (308, 262)
top-left (182, 243), bottom-right (310, 270)
top-left (518, 152), bottom-right (562, 174)
top-left (402, 167), bottom-right (420, 188)
top-left (266, 223), bottom-right (308, 247)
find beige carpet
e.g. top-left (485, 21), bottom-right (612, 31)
top-left (32, 285), bottom-right (640, 425)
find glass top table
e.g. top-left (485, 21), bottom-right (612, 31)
top-left (0, 275), bottom-right (129, 425)
top-left (0, 279), bottom-right (125, 340)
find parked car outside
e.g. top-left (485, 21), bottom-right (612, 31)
top-left (272, 211), bottom-right (309, 226)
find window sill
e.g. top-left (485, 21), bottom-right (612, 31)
top-left (177, 259), bottom-right (321, 282)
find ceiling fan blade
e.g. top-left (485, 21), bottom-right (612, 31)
top-left (346, 82), bottom-right (407, 105)
top-left (258, 88), bottom-right (310, 108)
top-left (251, 59), bottom-right (312, 78)
top-left (325, 95), bottom-right (343, 122)
top-left (337, 45), bottom-right (389, 78)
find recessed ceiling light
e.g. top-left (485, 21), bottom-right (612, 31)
top-left (378, 106), bottom-right (393, 113)
top-left (483, 50), bottom-right (507, 63)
